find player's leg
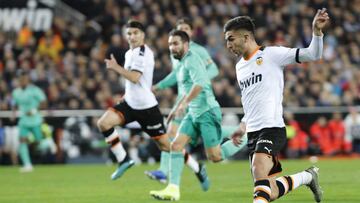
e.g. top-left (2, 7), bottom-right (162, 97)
top-left (30, 124), bottom-right (56, 154)
top-left (251, 128), bottom-right (322, 202)
top-left (201, 108), bottom-right (246, 162)
top-left (145, 120), bottom-right (178, 183)
top-left (251, 152), bottom-right (278, 202)
top-left (150, 115), bottom-right (194, 201)
top-left (145, 117), bottom-right (201, 184)
top-left (274, 166), bottom-right (322, 202)
top-left (18, 126), bottom-right (33, 172)
top-left (97, 102), bottom-right (134, 180)
top-left (249, 128), bottom-right (286, 202)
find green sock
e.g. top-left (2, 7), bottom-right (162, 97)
top-left (221, 136), bottom-right (248, 160)
top-left (158, 151), bottom-right (170, 175)
top-left (169, 151), bottom-right (184, 186)
top-left (221, 125), bottom-right (238, 138)
top-left (19, 143), bottom-right (31, 166)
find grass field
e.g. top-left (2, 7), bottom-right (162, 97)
top-left (0, 159), bottom-right (359, 203)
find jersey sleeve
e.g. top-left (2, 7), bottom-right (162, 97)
top-left (266, 46), bottom-right (298, 67)
top-left (268, 34), bottom-right (323, 67)
top-left (130, 47), bottom-right (146, 73)
top-left (155, 70), bottom-right (177, 90)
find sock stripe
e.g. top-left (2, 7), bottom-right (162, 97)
top-left (109, 137), bottom-right (120, 147)
top-left (254, 179), bottom-right (271, 202)
top-left (183, 149), bottom-right (189, 162)
top-left (102, 128), bottom-right (115, 137)
top-left (104, 128), bottom-right (119, 144)
top-left (254, 196), bottom-right (269, 203)
top-left (255, 179), bottom-right (270, 187)
top-left (276, 180), bottom-right (285, 197)
top-left (284, 176), bottom-right (293, 191)
top-left (254, 186), bottom-right (271, 197)
top-left (278, 177), bottom-right (289, 193)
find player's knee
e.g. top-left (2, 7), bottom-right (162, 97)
top-left (97, 117), bottom-right (110, 131)
top-left (157, 140), bottom-right (170, 152)
top-left (170, 141), bottom-right (183, 152)
top-left (167, 128), bottom-right (177, 139)
top-left (252, 162), bottom-right (267, 178)
top-left (208, 153), bottom-right (222, 163)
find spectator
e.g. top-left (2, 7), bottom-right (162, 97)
top-left (328, 112), bottom-right (351, 154)
top-left (309, 116), bottom-right (333, 156)
top-left (285, 112), bottom-right (308, 158)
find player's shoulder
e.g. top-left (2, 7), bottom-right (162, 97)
top-left (190, 41), bottom-right (207, 53)
top-left (262, 46), bottom-right (291, 55)
top-left (12, 88), bottom-right (21, 95)
top-left (185, 51), bottom-right (203, 67)
top-left (132, 44), bottom-right (153, 57)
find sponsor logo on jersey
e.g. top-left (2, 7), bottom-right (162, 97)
top-left (256, 57), bottom-right (263, 65)
top-left (239, 72), bottom-right (262, 90)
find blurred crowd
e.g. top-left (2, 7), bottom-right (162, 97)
top-left (0, 0), bottom-right (360, 163)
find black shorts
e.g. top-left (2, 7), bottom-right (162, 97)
top-left (247, 127), bottom-right (287, 176)
top-left (110, 101), bottom-right (166, 138)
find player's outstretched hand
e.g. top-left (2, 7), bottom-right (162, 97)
top-left (231, 129), bottom-right (244, 146)
top-left (313, 8), bottom-right (330, 35)
top-left (231, 122), bottom-right (246, 146)
top-left (104, 54), bottom-right (120, 71)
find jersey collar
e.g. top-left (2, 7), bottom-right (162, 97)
top-left (244, 46), bottom-right (261, 61)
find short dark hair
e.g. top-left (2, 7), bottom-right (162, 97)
top-left (176, 17), bottom-right (193, 29)
top-left (223, 16), bottom-right (255, 35)
top-left (169, 29), bottom-right (190, 43)
top-left (126, 20), bottom-right (145, 32)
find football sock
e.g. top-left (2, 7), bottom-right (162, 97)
top-left (159, 151), bottom-right (170, 174)
top-left (102, 128), bottom-right (126, 163)
top-left (276, 170), bottom-right (312, 198)
top-left (19, 143), bottom-right (32, 167)
top-left (221, 125), bottom-right (238, 138)
top-left (220, 138), bottom-right (246, 160)
top-left (169, 151), bottom-right (184, 186)
top-left (253, 179), bottom-right (271, 203)
top-left (290, 171), bottom-right (312, 189)
top-left (275, 175), bottom-right (293, 198)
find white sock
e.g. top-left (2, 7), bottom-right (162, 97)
top-left (105, 130), bottom-right (126, 163)
top-left (184, 150), bottom-right (200, 173)
top-left (290, 171), bottom-right (312, 189)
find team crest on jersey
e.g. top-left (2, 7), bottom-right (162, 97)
top-left (256, 57), bottom-right (263, 65)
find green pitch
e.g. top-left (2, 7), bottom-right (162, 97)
top-left (0, 159), bottom-right (359, 203)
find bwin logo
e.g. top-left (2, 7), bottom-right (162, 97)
top-left (239, 72), bottom-right (262, 90)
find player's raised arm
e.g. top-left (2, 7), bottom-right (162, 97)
top-left (297, 8), bottom-right (329, 62)
top-left (267, 8), bottom-right (329, 66)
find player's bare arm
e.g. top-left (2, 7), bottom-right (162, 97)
top-left (105, 54), bottom-right (142, 83)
